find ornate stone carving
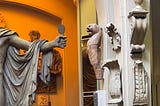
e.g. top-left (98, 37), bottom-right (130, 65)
top-left (86, 24), bottom-right (103, 80)
top-left (128, 0), bottom-right (148, 58)
top-left (105, 23), bottom-right (121, 52)
top-left (133, 60), bottom-right (148, 105)
top-left (103, 60), bottom-right (122, 103)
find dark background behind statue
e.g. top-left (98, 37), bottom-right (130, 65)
top-left (82, 38), bottom-right (97, 106)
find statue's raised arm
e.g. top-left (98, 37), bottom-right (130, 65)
top-left (40, 35), bottom-right (67, 51)
top-left (9, 33), bottom-right (67, 51)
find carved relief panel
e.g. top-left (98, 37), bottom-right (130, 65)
top-left (103, 60), bottom-right (122, 103)
top-left (133, 60), bottom-right (148, 105)
top-left (128, 0), bottom-right (149, 105)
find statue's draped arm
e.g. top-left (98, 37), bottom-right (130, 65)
top-left (9, 34), bottom-right (30, 50)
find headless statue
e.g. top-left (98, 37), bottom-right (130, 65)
top-left (86, 24), bottom-right (103, 80)
top-left (0, 27), bottom-right (66, 106)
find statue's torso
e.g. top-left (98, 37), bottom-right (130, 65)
top-left (0, 37), bottom-right (10, 73)
top-left (87, 33), bottom-right (101, 47)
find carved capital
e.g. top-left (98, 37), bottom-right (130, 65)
top-left (105, 23), bottom-right (121, 52)
top-left (128, 0), bottom-right (148, 58)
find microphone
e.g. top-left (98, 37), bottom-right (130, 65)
top-left (58, 24), bottom-right (65, 35)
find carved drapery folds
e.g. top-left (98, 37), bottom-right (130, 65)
top-left (37, 49), bottom-right (62, 94)
top-left (105, 23), bottom-right (121, 52)
top-left (28, 30), bottom-right (62, 94)
top-left (103, 60), bottom-right (122, 103)
top-left (133, 60), bottom-right (148, 105)
top-left (128, 0), bottom-right (148, 58)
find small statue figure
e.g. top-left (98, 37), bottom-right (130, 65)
top-left (29, 30), bottom-right (41, 42)
top-left (86, 24), bottom-right (103, 80)
top-left (27, 30), bottom-right (42, 71)
top-left (0, 27), bottom-right (66, 106)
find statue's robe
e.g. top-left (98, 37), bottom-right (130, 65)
top-left (0, 28), bottom-right (53, 106)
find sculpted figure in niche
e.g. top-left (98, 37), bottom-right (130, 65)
top-left (28, 30), bottom-right (62, 94)
top-left (28, 30), bottom-right (63, 73)
top-left (28, 30), bottom-right (42, 71)
top-left (0, 27), bottom-right (66, 106)
top-left (29, 30), bottom-right (41, 42)
top-left (86, 24), bottom-right (103, 80)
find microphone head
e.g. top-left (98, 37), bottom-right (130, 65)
top-left (58, 24), bottom-right (65, 34)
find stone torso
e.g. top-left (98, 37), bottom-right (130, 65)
top-left (0, 36), bottom-right (10, 73)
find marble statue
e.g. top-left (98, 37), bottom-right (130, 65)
top-left (0, 27), bottom-right (66, 106)
top-left (86, 24), bottom-right (103, 80)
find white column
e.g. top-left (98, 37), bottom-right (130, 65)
top-left (94, 0), bottom-right (151, 106)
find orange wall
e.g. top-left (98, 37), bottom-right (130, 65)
top-left (0, 0), bottom-right (79, 106)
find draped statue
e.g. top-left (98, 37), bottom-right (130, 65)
top-left (0, 27), bottom-right (67, 106)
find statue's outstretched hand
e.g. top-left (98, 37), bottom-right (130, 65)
top-left (54, 35), bottom-right (67, 48)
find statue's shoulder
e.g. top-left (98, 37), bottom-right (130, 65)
top-left (0, 27), bottom-right (17, 37)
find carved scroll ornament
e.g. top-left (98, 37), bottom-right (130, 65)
top-left (133, 60), bottom-right (148, 105)
top-left (103, 60), bottom-right (122, 103)
top-left (128, 0), bottom-right (148, 58)
top-left (105, 23), bottom-right (121, 52)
